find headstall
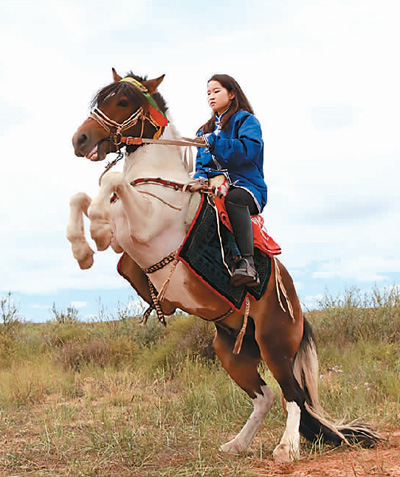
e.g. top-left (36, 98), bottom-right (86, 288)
top-left (89, 76), bottom-right (169, 147)
top-left (90, 106), bottom-right (145, 143)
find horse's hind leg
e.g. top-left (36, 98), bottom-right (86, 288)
top-left (213, 322), bottom-right (275, 453)
top-left (254, 261), bottom-right (305, 462)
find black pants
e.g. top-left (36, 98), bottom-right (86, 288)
top-left (225, 187), bottom-right (258, 259)
top-left (225, 187), bottom-right (258, 215)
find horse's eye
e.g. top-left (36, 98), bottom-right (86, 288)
top-left (117, 99), bottom-right (129, 107)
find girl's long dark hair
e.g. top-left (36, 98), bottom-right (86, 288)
top-left (198, 74), bottom-right (254, 134)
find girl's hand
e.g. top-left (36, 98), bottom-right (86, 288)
top-left (192, 136), bottom-right (207, 145)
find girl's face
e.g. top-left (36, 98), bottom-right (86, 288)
top-left (207, 80), bottom-right (235, 115)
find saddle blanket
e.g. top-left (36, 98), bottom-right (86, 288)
top-left (177, 195), bottom-right (277, 310)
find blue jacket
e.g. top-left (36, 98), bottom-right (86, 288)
top-left (194, 110), bottom-right (267, 212)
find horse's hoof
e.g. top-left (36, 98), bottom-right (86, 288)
top-left (78, 253), bottom-right (94, 270)
top-left (95, 236), bottom-right (111, 251)
top-left (272, 443), bottom-right (298, 463)
top-left (110, 238), bottom-right (123, 253)
top-left (90, 219), bottom-right (112, 251)
top-left (91, 229), bottom-right (112, 251)
top-left (73, 244), bottom-right (94, 269)
top-left (220, 439), bottom-right (246, 454)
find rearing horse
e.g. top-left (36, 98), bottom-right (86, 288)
top-left (68, 68), bottom-right (378, 462)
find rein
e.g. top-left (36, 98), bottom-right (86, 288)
top-left (120, 136), bottom-right (207, 148)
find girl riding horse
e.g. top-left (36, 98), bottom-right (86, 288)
top-left (195, 74), bottom-right (267, 288)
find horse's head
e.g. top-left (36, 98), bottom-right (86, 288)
top-left (72, 69), bottom-right (168, 161)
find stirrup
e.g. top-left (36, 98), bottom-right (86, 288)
top-left (231, 258), bottom-right (260, 288)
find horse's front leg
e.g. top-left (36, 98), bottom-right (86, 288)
top-left (66, 192), bottom-right (95, 269)
top-left (221, 385), bottom-right (275, 453)
top-left (213, 323), bottom-right (276, 454)
top-left (87, 173), bottom-right (122, 251)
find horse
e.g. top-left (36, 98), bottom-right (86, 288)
top-left (68, 68), bottom-right (379, 462)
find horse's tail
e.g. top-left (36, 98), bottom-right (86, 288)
top-left (293, 318), bottom-right (380, 447)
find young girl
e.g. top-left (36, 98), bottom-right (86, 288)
top-left (194, 74), bottom-right (267, 287)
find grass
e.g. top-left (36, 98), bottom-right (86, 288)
top-left (0, 286), bottom-right (399, 476)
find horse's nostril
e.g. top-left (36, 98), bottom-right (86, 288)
top-left (78, 134), bottom-right (88, 147)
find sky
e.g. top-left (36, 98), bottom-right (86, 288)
top-left (0, 0), bottom-right (399, 322)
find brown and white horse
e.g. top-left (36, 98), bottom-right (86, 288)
top-left (67, 69), bottom-right (379, 462)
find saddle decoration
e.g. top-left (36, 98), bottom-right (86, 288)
top-left (119, 77), bottom-right (169, 128)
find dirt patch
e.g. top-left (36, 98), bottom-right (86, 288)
top-left (251, 431), bottom-right (400, 477)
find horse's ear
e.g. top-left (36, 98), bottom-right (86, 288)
top-left (112, 68), bottom-right (122, 82)
top-left (143, 74), bottom-right (165, 94)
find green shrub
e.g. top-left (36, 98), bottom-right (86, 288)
top-left (137, 315), bottom-right (215, 373)
top-left (134, 316), bottom-right (165, 348)
top-left (52, 326), bottom-right (140, 371)
top-left (42, 321), bottom-right (90, 348)
top-left (0, 293), bottom-right (24, 366)
top-left (51, 303), bottom-right (79, 323)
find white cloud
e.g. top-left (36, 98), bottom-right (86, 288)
top-left (31, 304), bottom-right (51, 309)
top-left (70, 301), bottom-right (87, 309)
top-left (313, 256), bottom-right (400, 282)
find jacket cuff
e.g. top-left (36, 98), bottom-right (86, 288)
top-left (193, 171), bottom-right (207, 180)
top-left (203, 133), bottom-right (215, 150)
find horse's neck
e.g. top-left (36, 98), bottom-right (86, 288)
top-left (115, 123), bottom-right (193, 268)
top-left (123, 124), bottom-right (190, 181)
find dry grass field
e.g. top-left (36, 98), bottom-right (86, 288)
top-left (0, 286), bottom-right (399, 476)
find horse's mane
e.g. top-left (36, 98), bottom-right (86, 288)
top-left (91, 72), bottom-right (168, 115)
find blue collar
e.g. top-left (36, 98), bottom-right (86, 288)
top-left (215, 109), bottom-right (230, 129)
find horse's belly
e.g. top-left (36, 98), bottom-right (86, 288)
top-left (151, 262), bottom-right (232, 319)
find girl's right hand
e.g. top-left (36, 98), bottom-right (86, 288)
top-left (192, 136), bottom-right (207, 146)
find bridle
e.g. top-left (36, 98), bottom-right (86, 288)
top-left (90, 76), bottom-right (207, 182)
top-left (89, 76), bottom-right (170, 151)
top-left (90, 76), bottom-right (206, 150)
top-left (90, 105), bottom-right (147, 146)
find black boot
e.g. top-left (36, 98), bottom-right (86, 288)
top-left (225, 200), bottom-right (260, 288)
